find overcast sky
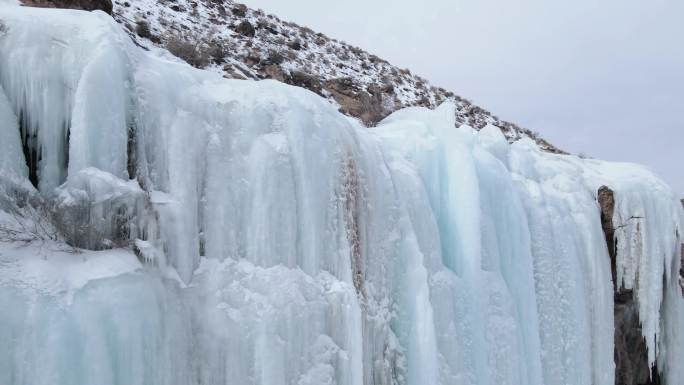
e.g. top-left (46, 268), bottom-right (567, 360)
top-left (242, 0), bottom-right (683, 195)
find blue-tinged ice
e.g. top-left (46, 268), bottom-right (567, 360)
top-left (0, 3), bottom-right (683, 385)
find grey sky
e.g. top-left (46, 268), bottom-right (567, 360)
top-left (242, 0), bottom-right (683, 196)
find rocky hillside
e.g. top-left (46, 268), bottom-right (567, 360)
top-left (95, 0), bottom-right (559, 152)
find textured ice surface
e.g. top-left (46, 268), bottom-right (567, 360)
top-left (0, 85), bottom-right (25, 179)
top-left (0, 4), bottom-right (683, 385)
top-left (52, 168), bottom-right (152, 249)
top-left (0, 244), bottom-right (192, 385)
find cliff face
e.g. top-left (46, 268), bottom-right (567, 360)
top-left (599, 186), bottom-right (661, 385)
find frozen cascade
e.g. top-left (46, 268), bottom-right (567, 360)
top-left (0, 4), bottom-right (683, 385)
top-left (0, 7), bottom-right (129, 191)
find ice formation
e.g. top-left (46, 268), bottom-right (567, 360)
top-left (0, 4), bottom-right (683, 385)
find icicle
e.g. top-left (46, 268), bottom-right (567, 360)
top-left (0, 84), bottom-right (26, 179)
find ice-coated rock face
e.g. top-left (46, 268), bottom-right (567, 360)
top-left (51, 168), bottom-right (153, 250)
top-left (0, 4), bottom-right (683, 385)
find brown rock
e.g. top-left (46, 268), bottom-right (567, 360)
top-left (324, 77), bottom-right (388, 125)
top-left (286, 71), bottom-right (322, 95)
top-left (263, 64), bottom-right (286, 82)
top-left (598, 185), bottom-right (617, 286)
top-left (221, 64), bottom-right (247, 80)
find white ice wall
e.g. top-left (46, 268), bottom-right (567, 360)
top-left (0, 7), bottom-right (129, 191)
top-left (0, 251), bottom-right (193, 385)
top-left (0, 4), bottom-right (683, 385)
top-left (0, 84), bottom-right (26, 179)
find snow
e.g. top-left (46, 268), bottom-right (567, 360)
top-left (0, 241), bottom-right (142, 301)
top-left (55, 167), bottom-right (143, 205)
top-left (0, 244), bottom-right (192, 385)
top-left (0, 5), bottom-right (683, 385)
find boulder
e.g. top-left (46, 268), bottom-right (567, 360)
top-left (263, 64), bottom-right (286, 82)
top-left (286, 71), bottom-right (322, 95)
top-left (324, 77), bottom-right (388, 125)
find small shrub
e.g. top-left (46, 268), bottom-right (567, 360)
top-left (208, 42), bottom-right (228, 65)
top-left (288, 39), bottom-right (302, 51)
top-left (300, 26), bottom-right (314, 35)
top-left (166, 35), bottom-right (210, 68)
top-left (135, 20), bottom-right (152, 39)
top-left (266, 50), bottom-right (284, 65)
top-left (0, 179), bottom-right (63, 246)
top-left (236, 20), bottom-right (255, 37)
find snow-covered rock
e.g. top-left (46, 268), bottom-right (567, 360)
top-left (51, 168), bottom-right (152, 250)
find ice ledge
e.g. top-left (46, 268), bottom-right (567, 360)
top-left (0, 241), bottom-right (141, 303)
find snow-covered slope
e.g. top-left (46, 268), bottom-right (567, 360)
top-left (103, 0), bottom-right (561, 152)
top-left (0, 4), bottom-right (683, 385)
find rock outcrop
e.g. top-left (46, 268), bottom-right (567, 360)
top-left (598, 186), bottom-right (661, 385)
top-left (598, 186), bottom-right (617, 284)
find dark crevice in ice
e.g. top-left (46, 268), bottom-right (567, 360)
top-left (18, 109), bottom-right (40, 188)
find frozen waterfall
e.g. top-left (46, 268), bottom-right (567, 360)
top-left (1, 4), bottom-right (683, 385)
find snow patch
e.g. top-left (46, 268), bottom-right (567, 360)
top-left (0, 242), bottom-right (141, 302)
